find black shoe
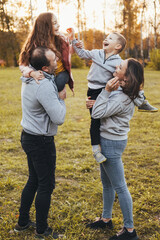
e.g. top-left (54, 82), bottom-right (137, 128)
top-left (35, 227), bottom-right (59, 239)
top-left (109, 227), bottom-right (139, 240)
top-left (14, 220), bottom-right (36, 232)
top-left (138, 100), bottom-right (158, 112)
top-left (86, 219), bottom-right (113, 229)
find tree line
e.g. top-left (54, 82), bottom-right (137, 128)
top-left (0, 0), bottom-right (160, 69)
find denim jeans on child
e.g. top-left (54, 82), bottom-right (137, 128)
top-left (18, 130), bottom-right (56, 234)
top-left (55, 71), bottom-right (69, 92)
top-left (100, 137), bottom-right (134, 228)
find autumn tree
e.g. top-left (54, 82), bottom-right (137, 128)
top-left (115, 0), bottom-right (141, 58)
top-left (0, 0), bottom-right (30, 66)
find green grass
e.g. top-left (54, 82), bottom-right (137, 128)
top-left (0, 67), bottom-right (160, 240)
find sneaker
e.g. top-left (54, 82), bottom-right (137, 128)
top-left (86, 219), bottom-right (113, 229)
top-left (109, 227), bottom-right (139, 240)
top-left (35, 227), bottom-right (59, 240)
top-left (93, 149), bottom-right (106, 163)
top-left (138, 100), bottom-right (158, 112)
top-left (14, 220), bottom-right (36, 232)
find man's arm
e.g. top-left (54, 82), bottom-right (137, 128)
top-left (37, 81), bottom-right (66, 125)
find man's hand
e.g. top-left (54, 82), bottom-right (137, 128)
top-left (105, 77), bottom-right (119, 92)
top-left (59, 87), bottom-right (66, 100)
top-left (86, 96), bottom-right (96, 109)
top-left (30, 70), bottom-right (45, 84)
top-left (66, 28), bottom-right (75, 41)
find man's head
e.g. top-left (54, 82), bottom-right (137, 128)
top-left (30, 47), bottom-right (57, 74)
top-left (103, 32), bottom-right (126, 54)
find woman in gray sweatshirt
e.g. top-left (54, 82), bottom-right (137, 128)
top-left (87, 58), bottom-right (144, 240)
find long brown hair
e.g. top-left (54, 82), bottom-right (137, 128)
top-left (123, 58), bottom-right (144, 101)
top-left (19, 12), bottom-right (63, 65)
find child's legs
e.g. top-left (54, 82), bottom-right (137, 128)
top-left (90, 118), bottom-right (101, 145)
top-left (100, 137), bottom-right (134, 228)
top-left (55, 71), bottom-right (69, 92)
top-left (87, 88), bottom-right (103, 146)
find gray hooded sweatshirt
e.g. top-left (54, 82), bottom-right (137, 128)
top-left (72, 39), bottom-right (144, 107)
top-left (21, 72), bottom-right (66, 136)
top-left (72, 39), bottom-right (122, 89)
top-left (92, 89), bottom-right (135, 140)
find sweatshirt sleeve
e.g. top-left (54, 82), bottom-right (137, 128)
top-left (19, 65), bottom-right (34, 78)
top-left (92, 89), bottom-right (122, 119)
top-left (72, 39), bottom-right (96, 60)
top-left (36, 81), bottom-right (66, 125)
top-left (133, 90), bottom-right (145, 107)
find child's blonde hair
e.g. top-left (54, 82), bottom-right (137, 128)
top-left (112, 32), bottom-right (126, 53)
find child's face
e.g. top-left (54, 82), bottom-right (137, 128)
top-left (103, 33), bottom-right (120, 53)
top-left (113, 60), bottom-right (128, 87)
top-left (52, 15), bottom-right (60, 36)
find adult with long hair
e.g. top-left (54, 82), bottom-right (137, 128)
top-left (86, 58), bottom-right (144, 240)
top-left (19, 12), bottom-right (74, 93)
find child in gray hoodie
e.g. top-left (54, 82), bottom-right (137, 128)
top-left (67, 28), bottom-right (157, 164)
top-left (67, 29), bottom-right (129, 163)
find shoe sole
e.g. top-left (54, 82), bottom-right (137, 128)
top-left (138, 109), bottom-right (158, 112)
top-left (14, 228), bottom-right (29, 233)
top-left (14, 225), bottom-right (36, 233)
top-left (35, 237), bottom-right (45, 240)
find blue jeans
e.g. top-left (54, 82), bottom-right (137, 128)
top-left (18, 131), bottom-right (56, 234)
top-left (100, 137), bottom-right (134, 228)
top-left (55, 71), bottom-right (69, 92)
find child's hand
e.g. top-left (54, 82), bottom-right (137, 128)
top-left (30, 70), bottom-right (45, 84)
top-left (86, 96), bottom-right (96, 109)
top-left (75, 40), bottom-right (84, 49)
top-left (105, 77), bottom-right (119, 92)
top-left (66, 28), bottom-right (75, 40)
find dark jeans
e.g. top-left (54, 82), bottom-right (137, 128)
top-left (87, 87), bottom-right (103, 146)
top-left (55, 71), bottom-right (69, 92)
top-left (18, 131), bottom-right (56, 234)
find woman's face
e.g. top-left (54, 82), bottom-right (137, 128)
top-left (113, 60), bottom-right (128, 87)
top-left (52, 15), bottom-right (60, 36)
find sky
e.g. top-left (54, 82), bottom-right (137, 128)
top-left (8, 0), bottom-right (160, 35)
top-left (13, 0), bottom-right (117, 33)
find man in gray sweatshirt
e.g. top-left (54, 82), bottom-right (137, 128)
top-left (14, 47), bottom-right (66, 239)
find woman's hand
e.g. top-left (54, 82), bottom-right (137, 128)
top-left (105, 77), bottom-right (119, 92)
top-left (86, 97), bottom-right (96, 109)
top-left (30, 70), bottom-right (45, 84)
top-left (66, 28), bottom-right (75, 41)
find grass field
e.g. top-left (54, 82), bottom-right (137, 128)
top-left (0, 68), bottom-right (160, 240)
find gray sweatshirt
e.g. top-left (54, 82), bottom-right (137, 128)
top-left (72, 39), bottom-right (144, 107)
top-left (72, 39), bottom-right (122, 89)
top-left (92, 89), bottom-right (135, 140)
top-left (21, 72), bottom-right (66, 136)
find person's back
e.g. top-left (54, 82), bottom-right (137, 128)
top-left (21, 73), bottom-right (65, 136)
